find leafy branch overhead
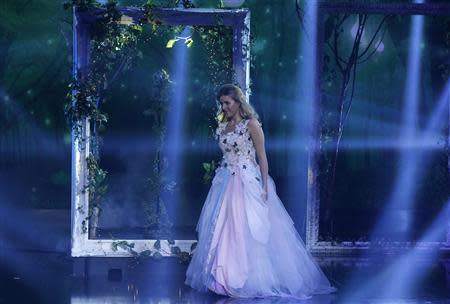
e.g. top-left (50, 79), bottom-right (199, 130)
top-left (166, 36), bottom-right (194, 48)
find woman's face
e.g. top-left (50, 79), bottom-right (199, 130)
top-left (219, 95), bottom-right (240, 120)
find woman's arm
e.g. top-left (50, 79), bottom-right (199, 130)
top-left (248, 118), bottom-right (268, 201)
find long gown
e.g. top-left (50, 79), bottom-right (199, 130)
top-left (185, 118), bottom-right (336, 300)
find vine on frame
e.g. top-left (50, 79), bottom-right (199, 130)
top-left (64, 0), bottom-right (236, 260)
top-left (111, 239), bottom-right (197, 264)
top-left (85, 154), bottom-right (108, 235)
top-left (141, 69), bottom-right (175, 240)
top-left (64, 0), bottom-right (143, 237)
top-left (64, 0), bottom-right (143, 152)
top-left (202, 160), bottom-right (217, 184)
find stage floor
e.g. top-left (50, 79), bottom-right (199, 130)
top-left (1, 249), bottom-right (450, 304)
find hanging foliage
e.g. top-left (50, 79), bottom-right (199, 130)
top-left (64, 0), bottom-right (143, 152)
top-left (64, 0), bottom-right (233, 260)
top-left (64, 0), bottom-right (144, 239)
top-left (141, 69), bottom-right (175, 240)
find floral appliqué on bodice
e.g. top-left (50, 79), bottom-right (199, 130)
top-left (215, 119), bottom-right (259, 173)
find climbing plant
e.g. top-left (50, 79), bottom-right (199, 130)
top-left (64, 0), bottom-right (144, 239)
top-left (141, 69), bottom-right (175, 239)
top-left (64, 0), bottom-right (236, 259)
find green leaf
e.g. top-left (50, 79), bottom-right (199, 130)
top-left (152, 251), bottom-right (162, 260)
top-left (185, 38), bottom-right (193, 48)
top-left (166, 39), bottom-right (178, 48)
top-left (131, 24), bottom-right (143, 32)
top-left (170, 246), bottom-right (181, 255)
top-left (190, 242), bottom-right (197, 252)
top-left (140, 250), bottom-right (152, 257)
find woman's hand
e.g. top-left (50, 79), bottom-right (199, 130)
top-left (261, 186), bottom-right (268, 202)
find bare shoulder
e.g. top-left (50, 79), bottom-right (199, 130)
top-left (247, 118), bottom-right (262, 130)
top-left (247, 118), bottom-right (263, 138)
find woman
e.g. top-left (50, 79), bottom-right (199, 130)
top-left (185, 84), bottom-right (336, 300)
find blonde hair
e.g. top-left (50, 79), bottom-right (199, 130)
top-left (215, 84), bottom-right (259, 123)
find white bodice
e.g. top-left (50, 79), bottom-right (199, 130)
top-left (215, 119), bottom-right (258, 172)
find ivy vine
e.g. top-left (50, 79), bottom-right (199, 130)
top-left (64, 0), bottom-right (238, 260)
top-left (202, 160), bottom-right (217, 184)
top-left (141, 69), bottom-right (175, 239)
top-left (111, 239), bottom-right (197, 264)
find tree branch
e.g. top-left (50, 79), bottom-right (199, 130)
top-left (357, 15), bottom-right (390, 59)
top-left (333, 21), bottom-right (344, 73)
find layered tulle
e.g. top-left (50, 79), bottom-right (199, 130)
top-left (185, 163), bottom-right (337, 300)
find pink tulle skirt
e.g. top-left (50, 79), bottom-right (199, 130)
top-left (185, 163), bottom-right (336, 300)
